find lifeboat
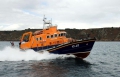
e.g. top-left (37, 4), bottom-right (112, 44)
top-left (19, 16), bottom-right (96, 59)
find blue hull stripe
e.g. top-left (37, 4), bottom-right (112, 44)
top-left (32, 39), bottom-right (95, 55)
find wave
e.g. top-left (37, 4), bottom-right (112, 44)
top-left (0, 46), bottom-right (75, 61)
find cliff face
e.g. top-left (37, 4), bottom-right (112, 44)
top-left (0, 27), bottom-right (120, 41)
top-left (65, 27), bottom-right (120, 41)
top-left (0, 29), bottom-right (40, 41)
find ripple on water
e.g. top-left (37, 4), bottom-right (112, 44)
top-left (0, 42), bottom-right (120, 77)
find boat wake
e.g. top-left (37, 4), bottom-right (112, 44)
top-left (0, 46), bottom-right (75, 61)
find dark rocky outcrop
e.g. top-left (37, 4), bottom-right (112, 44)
top-left (0, 27), bottom-right (120, 41)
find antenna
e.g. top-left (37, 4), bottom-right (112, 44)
top-left (51, 18), bottom-right (52, 26)
top-left (43, 15), bottom-right (46, 29)
top-left (43, 15), bottom-right (52, 28)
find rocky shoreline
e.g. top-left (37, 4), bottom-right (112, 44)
top-left (0, 27), bottom-right (120, 41)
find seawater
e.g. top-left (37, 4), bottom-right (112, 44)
top-left (0, 41), bottom-right (120, 77)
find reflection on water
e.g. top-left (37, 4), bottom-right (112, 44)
top-left (74, 58), bottom-right (92, 67)
top-left (30, 61), bottom-right (67, 77)
top-left (30, 58), bottom-right (92, 77)
top-left (1, 42), bottom-right (120, 77)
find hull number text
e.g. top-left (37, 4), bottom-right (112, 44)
top-left (72, 44), bottom-right (79, 48)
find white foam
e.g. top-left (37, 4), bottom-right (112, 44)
top-left (0, 46), bottom-right (75, 61)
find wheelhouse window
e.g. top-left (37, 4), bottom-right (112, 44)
top-left (36, 37), bottom-right (42, 41)
top-left (61, 33), bottom-right (64, 36)
top-left (64, 33), bottom-right (66, 36)
top-left (51, 35), bottom-right (54, 38)
top-left (60, 33), bottom-right (66, 37)
top-left (23, 34), bottom-right (30, 42)
top-left (40, 37), bottom-right (42, 40)
top-left (36, 38), bottom-right (39, 41)
top-left (59, 34), bottom-right (61, 37)
top-left (55, 34), bottom-right (57, 37)
top-left (47, 35), bottom-right (50, 38)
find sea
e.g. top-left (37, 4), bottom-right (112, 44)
top-left (0, 41), bottom-right (120, 77)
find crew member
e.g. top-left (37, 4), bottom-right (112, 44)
top-left (10, 41), bottom-right (14, 46)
